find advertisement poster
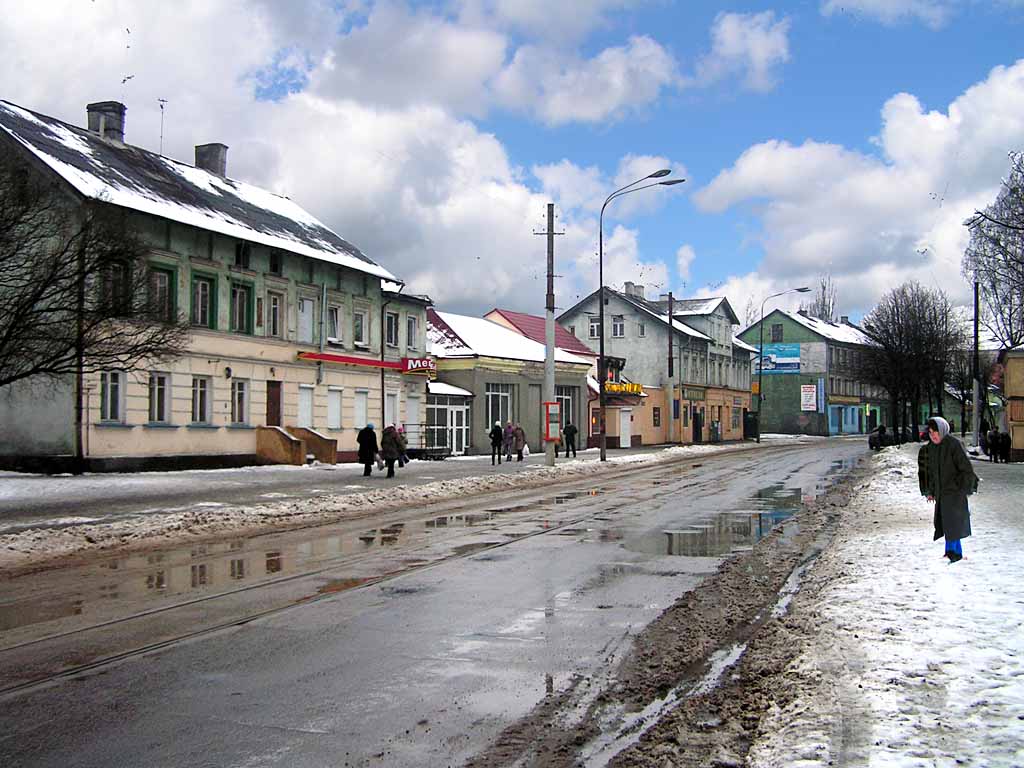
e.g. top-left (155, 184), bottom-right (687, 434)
top-left (755, 343), bottom-right (801, 374)
top-left (800, 384), bottom-right (817, 411)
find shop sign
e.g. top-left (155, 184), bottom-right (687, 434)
top-left (605, 382), bottom-right (643, 395)
top-left (755, 343), bottom-right (801, 375)
top-left (800, 384), bottom-right (817, 412)
top-left (401, 357), bottom-right (437, 378)
top-left (683, 386), bottom-right (706, 401)
top-left (830, 395), bottom-right (860, 405)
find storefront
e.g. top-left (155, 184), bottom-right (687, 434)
top-left (425, 381), bottom-right (473, 455)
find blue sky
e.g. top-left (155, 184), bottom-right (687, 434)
top-left (2, 1), bottom-right (1023, 323)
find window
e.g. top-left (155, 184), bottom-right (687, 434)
top-left (269, 250), bottom-right (282, 276)
top-left (386, 311), bottom-right (399, 347)
top-left (234, 241), bottom-right (250, 269)
top-left (556, 385), bottom-right (577, 429)
top-left (353, 310), bottom-right (368, 346)
top-left (230, 559), bottom-right (245, 580)
top-left (100, 371), bottom-right (122, 422)
top-left (298, 297), bottom-right (315, 344)
top-left (485, 383), bottom-right (513, 427)
top-left (191, 377), bottom-right (212, 423)
top-left (148, 373), bottom-right (170, 423)
top-left (732, 407), bottom-right (741, 430)
top-left (327, 306), bottom-right (340, 342)
top-left (100, 261), bottom-right (132, 316)
top-left (589, 317), bottom-right (601, 338)
top-left (190, 564), bottom-right (208, 588)
top-left (385, 392), bottom-right (398, 426)
top-left (328, 388), bottom-right (343, 429)
top-left (231, 380), bottom-right (248, 424)
top-left (612, 316), bottom-right (625, 338)
top-left (638, 322), bottom-right (646, 338)
top-left (653, 407), bottom-right (661, 427)
top-left (354, 390), bottom-right (369, 428)
top-left (148, 267), bottom-right (174, 322)
top-left (268, 292), bottom-right (283, 338)
top-left (407, 315), bottom-right (419, 350)
top-left (569, 325), bottom-right (576, 336)
top-left (771, 323), bottom-right (783, 343)
top-left (191, 275), bottom-right (215, 328)
top-left (829, 377), bottom-right (835, 393)
top-left (841, 348), bottom-right (848, 365)
top-left (230, 283), bottom-right (252, 333)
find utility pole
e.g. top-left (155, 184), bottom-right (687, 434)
top-left (667, 291), bottom-right (674, 444)
top-left (535, 204), bottom-right (563, 467)
top-left (972, 280), bottom-right (981, 446)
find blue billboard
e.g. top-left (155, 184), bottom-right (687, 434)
top-left (755, 343), bottom-right (800, 375)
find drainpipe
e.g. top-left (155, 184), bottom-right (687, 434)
top-left (316, 283), bottom-right (327, 384)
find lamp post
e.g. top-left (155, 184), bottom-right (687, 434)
top-left (598, 170), bottom-right (685, 461)
top-left (756, 286), bottom-right (811, 443)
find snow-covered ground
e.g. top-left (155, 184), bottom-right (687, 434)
top-left (748, 445), bottom-right (1024, 766)
top-left (0, 440), bottom-right (797, 573)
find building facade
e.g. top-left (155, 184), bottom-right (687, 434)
top-left (0, 99), bottom-right (428, 469)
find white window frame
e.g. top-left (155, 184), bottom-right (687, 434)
top-left (297, 384), bottom-right (314, 428)
top-left (148, 372), bottom-right (171, 423)
top-left (407, 315), bottom-right (419, 350)
top-left (100, 371), bottom-right (123, 422)
top-left (231, 379), bottom-right (249, 424)
top-left (485, 383), bottom-right (513, 427)
top-left (327, 306), bottom-right (341, 344)
top-left (327, 387), bottom-right (343, 430)
top-left (612, 316), bottom-right (625, 338)
top-left (230, 283), bottom-right (251, 334)
top-left (588, 317), bottom-right (601, 338)
top-left (353, 309), bottom-right (368, 347)
top-left (298, 297), bottom-right (315, 344)
top-left (267, 291), bottom-right (283, 338)
top-left (385, 391), bottom-right (399, 426)
top-left (191, 376), bottom-right (212, 424)
top-left (386, 311), bottom-right (400, 347)
top-left (191, 276), bottom-right (212, 327)
top-left (354, 389), bottom-right (369, 428)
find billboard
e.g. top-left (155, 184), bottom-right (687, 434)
top-left (800, 384), bottom-right (817, 411)
top-left (755, 343), bottom-right (801, 375)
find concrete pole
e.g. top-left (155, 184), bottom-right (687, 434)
top-left (972, 280), bottom-right (981, 446)
top-left (667, 291), bottom-right (674, 444)
top-left (544, 204), bottom-right (556, 467)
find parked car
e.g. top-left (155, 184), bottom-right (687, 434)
top-left (868, 425), bottom-right (914, 449)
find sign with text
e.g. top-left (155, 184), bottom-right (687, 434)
top-left (401, 357), bottom-right (437, 378)
top-left (800, 384), bottom-right (817, 412)
top-left (683, 387), bottom-right (706, 401)
top-left (544, 401), bottom-right (561, 441)
top-left (605, 382), bottom-right (643, 395)
top-left (755, 343), bottom-right (801, 375)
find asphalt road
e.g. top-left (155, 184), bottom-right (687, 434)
top-left (0, 439), bottom-right (866, 768)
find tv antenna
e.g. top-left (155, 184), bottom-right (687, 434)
top-left (158, 99), bottom-right (168, 155)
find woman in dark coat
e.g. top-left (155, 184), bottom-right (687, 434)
top-left (357, 423), bottom-right (378, 477)
top-left (918, 416), bottom-right (977, 563)
top-left (513, 423), bottom-right (527, 462)
top-left (488, 421), bottom-right (504, 466)
top-left (380, 425), bottom-right (401, 479)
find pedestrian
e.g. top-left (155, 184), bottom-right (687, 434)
top-left (513, 422), bottom-right (526, 462)
top-left (488, 420), bottom-right (504, 465)
top-left (918, 416), bottom-right (978, 563)
top-left (380, 424), bottom-right (401, 479)
top-left (562, 420), bottom-right (578, 458)
top-left (980, 417), bottom-right (991, 456)
top-left (503, 421), bottom-right (514, 463)
top-left (357, 423), bottom-right (378, 477)
top-left (396, 426), bottom-right (409, 467)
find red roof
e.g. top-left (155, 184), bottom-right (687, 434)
top-left (487, 309), bottom-right (597, 357)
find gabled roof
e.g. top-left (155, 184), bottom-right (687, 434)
top-left (646, 295), bottom-right (740, 324)
top-left (0, 100), bottom-right (397, 281)
top-left (779, 310), bottom-right (871, 345)
top-left (609, 290), bottom-right (712, 341)
top-left (485, 308), bottom-right (597, 357)
top-left (427, 309), bottom-right (591, 365)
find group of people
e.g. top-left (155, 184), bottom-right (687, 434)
top-left (486, 420), bottom-right (578, 465)
top-left (979, 418), bottom-right (1012, 463)
top-left (356, 423), bottom-right (410, 478)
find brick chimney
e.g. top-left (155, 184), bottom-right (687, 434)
top-left (633, 283), bottom-right (645, 299)
top-left (195, 143), bottom-right (228, 176)
top-left (86, 101), bottom-right (126, 143)
top-left (624, 281), bottom-right (635, 297)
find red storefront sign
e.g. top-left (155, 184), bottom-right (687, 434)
top-left (401, 357), bottom-right (437, 378)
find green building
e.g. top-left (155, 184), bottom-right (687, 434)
top-left (738, 309), bottom-right (889, 436)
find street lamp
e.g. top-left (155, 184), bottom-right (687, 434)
top-left (756, 286), bottom-right (811, 443)
top-left (598, 170), bottom-right (685, 461)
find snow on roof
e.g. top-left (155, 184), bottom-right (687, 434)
top-left (670, 297), bottom-right (725, 316)
top-left (615, 292), bottom-right (711, 341)
top-left (427, 381), bottom-right (473, 397)
top-left (587, 375), bottom-right (600, 394)
top-left (428, 310), bottom-right (592, 365)
top-left (733, 336), bottom-right (758, 354)
top-left (778, 310), bottom-right (872, 344)
top-left (0, 100), bottom-right (397, 281)
top-left (486, 308), bottom-right (598, 357)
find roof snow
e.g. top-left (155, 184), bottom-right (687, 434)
top-left (427, 381), bottom-right (473, 397)
top-left (613, 291), bottom-right (712, 341)
top-left (428, 310), bottom-right (591, 365)
top-left (778, 310), bottom-right (872, 345)
top-left (0, 100), bottom-right (397, 282)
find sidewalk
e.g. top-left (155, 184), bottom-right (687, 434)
top-left (747, 444), bottom-right (1024, 766)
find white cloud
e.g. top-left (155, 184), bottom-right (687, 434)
top-left (820, 0), bottom-right (953, 28)
top-left (694, 12), bottom-right (791, 92)
top-left (693, 59), bottom-right (1024, 316)
top-left (458, 0), bottom-right (640, 44)
top-left (676, 244), bottom-right (696, 282)
top-left (493, 36), bottom-right (680, 126)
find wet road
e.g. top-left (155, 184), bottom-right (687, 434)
top-left (0, 439), bottom-right (866, 767)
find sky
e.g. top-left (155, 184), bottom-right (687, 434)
top-left (1, 0), bottom-right (1023, 325)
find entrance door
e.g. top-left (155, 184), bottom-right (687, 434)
top-left (619, 408), bottom-right (632, 448)
top-left (298, 385), bottom-right (314, 428)
top-left (266, 381), bottom-right (282, 426)
top-left (448, 407), bottom-right (467, 454)
top-left (692, 407), bottom-right (703, 444)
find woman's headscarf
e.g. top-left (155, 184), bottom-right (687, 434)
top-left (926, 416), bottom-right (950, 440)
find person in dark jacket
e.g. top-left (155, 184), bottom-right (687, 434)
top-left (396, 426), bottom-right (409, 467)
top-left (488, 421), bottom-right (504, 465)
top-left (357, 424), bottom-right (378, 477)
top-left (380, 425), bottom-right (401, 478)
top-left (562, 421), bottom-right (578, 458)
top-left (918, 416), bottom-right (977, 563)
top-left (513, 423), bottom-right (526, 462)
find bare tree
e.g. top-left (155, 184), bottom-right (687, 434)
top-left (800, 273), bottom-right (838, 322)
top-left (742, 296), bottom-right (758, 329)
top-left (962, 151), bottom-right (1024, 348)
top-left (0, 156), bottom-right (189, 390)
